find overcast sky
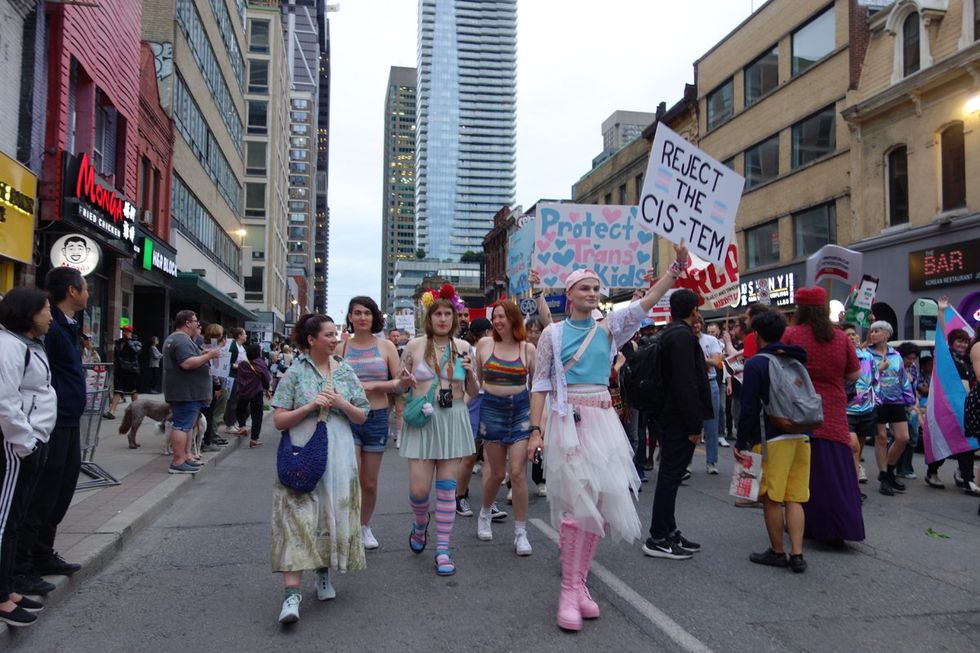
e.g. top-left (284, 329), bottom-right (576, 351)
top-left (326, 0), bottom-right (759, 319)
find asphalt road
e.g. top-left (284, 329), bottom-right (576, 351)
top-left (10, 424), bottom-right (980, 653)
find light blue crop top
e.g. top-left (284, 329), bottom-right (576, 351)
top-left (561, 319), bottom-right (611, 385)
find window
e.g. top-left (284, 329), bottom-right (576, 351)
top-left (940, 122), bottom-right (966, 211)
top-left (247, 101), bottom-right (267, 135)
top-left (244, 267), bottom-right (264, 302)
top-left (902, 13), bottom-right (920, 77)
top-left (171, 175), bottom-right (240, 279)
top-left (288, 226), bottom-right (307, 240)
top-left (291, 111), bottom-right (309, 122)
top-left (291, 123), bottom-right (308, 135)
top-left (249, 20), bottom-right (270, 53)
top-left (291, 137), bottom-right (308, 148)
top-left (139, 156), bottom-right (152, 213)
top-left (886, 146), bottom-right (909, 226)
top-left (744, 45), bottom-right (779, 106)
top-left (746, 221), bottom-right (780, 268)
top-left (744, 135), bottom-right (779, 188)
top-left (207, 0), bottom-right (245, 90)
top-left (290, 162), bottom-right (308, 174)
top-left (248, 60), bottom-right (269, 93)
top-left (618, 183), bottom-right (627, 204)
top-left (245, 182), bottom-right (265, 218)
top-left (706, 79), bottom-right (733, 130)
top-left (634, 174), bottom-right (643, 202)
top-left (792, 6), bottom-right (836, 76)
top-left (291, 98), bottom-right (309, 110)
top-left (792, 105), bottom-right (836, 168)
top-left (246, 141), bottom-right (266, 176)
top-left (722, 156), bottom-right (735, 171)
top-left (793, 203), bottom-right (836, 257)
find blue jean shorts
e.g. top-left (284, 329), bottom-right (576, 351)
top-left (479, 390), bottom-right (531, 445)
top-left (468, 393), bottom-right (484, 441)
top-left (171, 400), bottom-right (209, 432)
top-left (351, 408), bottom-right (389, 453)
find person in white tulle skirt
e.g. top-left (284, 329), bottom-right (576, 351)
top-left (527, 243), bottom-right (689, 632)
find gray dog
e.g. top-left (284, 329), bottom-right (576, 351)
top-left (118, 398), bottom-right (172, 449)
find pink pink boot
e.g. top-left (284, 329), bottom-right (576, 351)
top-left (577, 528), bottom-right (601, 619)
top-left (557, 517), bottom-right (582, 631)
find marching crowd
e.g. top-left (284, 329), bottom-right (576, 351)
top-left (1, 250), bottom-right (978, 632)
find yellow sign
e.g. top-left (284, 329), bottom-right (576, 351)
top-left (0, 151), bottom-right (38, 264)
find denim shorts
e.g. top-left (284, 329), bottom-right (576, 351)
top-left (468, 393), bottom-right (483, 441)
top-left (479, 390), bottom-right (531, 445)
top-left (351, 408), bottom-right (389, 453)
top-left (171, 400), bottom-right (209, 432)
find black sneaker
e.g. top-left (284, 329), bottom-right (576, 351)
top-left (670, 531), bottom-right (701, 553)
top-left (0, 605), bottom-right (37, 627)
top-left (681, 468), bottom-right (692, 482)
top-left (789, 553), bottom-right (807, 573)
top-left (16, 596), bottom-right (44, 613)
top-left (13, 574), bottom-right (56, 595)
top-left (642, 538), bottom-right (693, 560)
top-left (455, 496), bottom-right (473, 517)
top-left (878, 472), bottom-right (895, 496)
top-left (749, 548), bottom-right (788, 568)
top-left (490, 503), bottom-right (508, 521)
top-left (34, 552), bottom-right (81, 576)
top-left (213, 437), bottom-right (230, 445)
top-left (888, 470), bottom-right (906, 492)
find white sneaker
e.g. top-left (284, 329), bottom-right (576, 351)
top-left (278, 593), bottom-right (302, 623)
top-left (718, 437), bottom-right (730, 448)
top-left (472, 462), bottom-right (482, 475)
top-left (477, 510), bottom-right (493, 541)
top-left (706, 463), bottom-right (718, 475)
top-left (514, 530), bottom-right (532, 556)
top-left (506, 487), bottom-right (513, 504)
top-left (362, 525), bottom-right (379, 550)
top-left (966, 480), bottom-right (980, 497)
top-left (537, 484), bottom-right (547, 497)
top-left (315, 569), bottom-right (336, 601)
top-left (858, 465), bottom-right (868, 483)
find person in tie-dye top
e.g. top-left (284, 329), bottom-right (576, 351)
top-left (843, 324), bottom-right (877, 486)
top-left (868, 321), bottom-right (915, 496)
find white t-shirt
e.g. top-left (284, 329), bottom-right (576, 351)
top-left (699, 333), bottom-right (724, 380)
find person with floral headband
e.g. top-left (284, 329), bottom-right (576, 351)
top-left (528, 242), bottom-right (688, 632)
top-left (398, 284), bottom-right (479, 576)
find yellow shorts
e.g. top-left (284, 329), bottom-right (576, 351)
top-left (752, 437), bottom-right (810, 504)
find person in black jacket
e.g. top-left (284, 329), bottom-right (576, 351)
top-left (14, 268), bottom-right (88, 596)
top-left (642, 289), bottom-right (713, 561)
top-left (104, 326), bottom-right (141, 419)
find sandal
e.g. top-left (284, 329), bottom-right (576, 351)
top-left (434, 550), bottom-right (455, 576)
top-left (409, 514), bottom-right (430, 554)
top-left (249, 440), bottom-right (263, 448)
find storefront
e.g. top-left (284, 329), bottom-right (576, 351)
top-left (41, 151), bottom-right (138, 356)
top-left (852, 215), bottom-right (980, 339)
top-left (130, 227), bottom-right (178, 388)
top-left (171, 271), bottom-right (256, 330)
top-left (0, 151), bottom-right (38, 291)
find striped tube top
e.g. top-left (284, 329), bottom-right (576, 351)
top-left (346, 343), bottom-right (388, 382)
top-left (482, 350), bottom-right (528, 386)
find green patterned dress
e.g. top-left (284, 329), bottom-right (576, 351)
top-left (270, 353), bottom-right (370, 573)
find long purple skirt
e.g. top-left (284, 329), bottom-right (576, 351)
top-left (803, 438), bottom-right (865, 542)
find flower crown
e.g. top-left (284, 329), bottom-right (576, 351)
top-left (420, 283), bottom-right (465, 313)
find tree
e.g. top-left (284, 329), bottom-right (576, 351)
top-left (415, 248), bottom-right (426, 259)
top-left (460, 250), bottom-right (484, 263)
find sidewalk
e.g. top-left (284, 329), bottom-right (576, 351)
top-left (0, 393), bottom-right (256, 641)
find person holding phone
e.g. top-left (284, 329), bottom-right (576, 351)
top-left (398, 284), bottom-right (478, 576)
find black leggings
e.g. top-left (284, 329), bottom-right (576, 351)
top-left (927, 451), bottom-right (975, 482)
top-left (236, 394), bottom-right (264, 441)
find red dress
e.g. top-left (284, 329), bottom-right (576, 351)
top-left (783, 325), bottom-right (859, 446)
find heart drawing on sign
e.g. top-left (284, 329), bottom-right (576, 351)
top-left (543, 276), bottom-right (559, 287)
top-left (637, 231), bottom-right (653, 245)
top-left (629, 241), bottom-right (640, 250)
top-left (548, 264), bottom-right (560, 274)
top-left (601, 208), bottom-right (621, 224)
top-left (537, 253), bottom-right (552, 264)
top-left (558, 272), bottom-right (569, 283)
top-left (553, 250), bottom-right (575, 267)
top-left (536, 232), bottom-right (555, 251)
top-left (593, 243), bottom-right (601, 250)
top-left (636, 251), bottom-right (651, 264)
top-left (568, 212), bottom-right (581, 223)
top-left (554, 239), bottom-right (566, 250)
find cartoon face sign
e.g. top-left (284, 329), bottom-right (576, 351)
top-left (51, 234), bottom-right (101, 276)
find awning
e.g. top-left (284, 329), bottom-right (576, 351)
top-left (172, 271), bottom-right (256, 322)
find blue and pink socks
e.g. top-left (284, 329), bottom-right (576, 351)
top-left (409, 493), bottom-right (429, 552)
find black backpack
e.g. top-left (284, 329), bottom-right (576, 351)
top-left (620, 324), bottom-right (681, 416)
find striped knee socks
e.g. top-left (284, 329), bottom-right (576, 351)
top-left (410, 493), bottom-right (429, 531)
top-left (434, 478), bottom-right (457, 551)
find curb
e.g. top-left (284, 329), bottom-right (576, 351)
top-left (0, 435), bottom-right (246, 644)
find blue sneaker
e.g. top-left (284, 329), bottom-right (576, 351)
top-left (168, 462), bottom-right (200, 474)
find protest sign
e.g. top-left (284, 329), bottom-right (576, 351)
top-left (507, 219), bottom-right (534, 296)
top-left (723, 351), bottom-right (746, 385)
top-left (395, 312), bottom-right (416, 335)
top-left (674, 243), bottom-right (740, 311)
top-left (843, 275), bottom-right (878, 327)
top-left (639, 124), bottom-right (745, 266)
top-left (649, 288), bottom-right (678, 324)
top-left (729, 451), bottom-right (762, 502)
top-left (806, 244), bottom-right (862, 286)
top-left (534, 203), bottom-right (653, 289)
top-left (209, 344), bottom-right (231, 378)
top-left (518, 298), bottom-right (538, 316)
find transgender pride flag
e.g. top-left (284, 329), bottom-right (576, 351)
top-left (923, 307), bottom-right (978, 464)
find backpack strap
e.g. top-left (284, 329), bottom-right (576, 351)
top-left (564, 323), bottom-right (599, 372)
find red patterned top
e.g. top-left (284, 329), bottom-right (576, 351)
top-left (783, 325), bottom-right (860, 445)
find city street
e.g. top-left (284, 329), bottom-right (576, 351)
top-left (8, 421), bottom-right (979, 653)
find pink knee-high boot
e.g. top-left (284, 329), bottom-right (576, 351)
top-left (557, 516), bottom-right (582, 631)
top-left (576, 527), bottom-right (601, 619)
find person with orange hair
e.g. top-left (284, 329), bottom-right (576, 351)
top-left (472, 299), bottom-right (537, 555)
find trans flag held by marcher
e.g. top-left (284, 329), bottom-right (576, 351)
top-left (923, 306), bottom-right (978, 464)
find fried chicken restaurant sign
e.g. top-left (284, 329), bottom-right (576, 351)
top-left (51, 233), bottom-right (102, 276)
top-left (62, 152), bottom-right (137, 251)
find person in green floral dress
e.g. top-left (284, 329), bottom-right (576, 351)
top-left (270, 314), bottom-right (370, 625)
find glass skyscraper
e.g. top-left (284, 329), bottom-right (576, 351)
top-left (416, 0), bottom-right (517, 261)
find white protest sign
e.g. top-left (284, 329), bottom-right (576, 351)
top-left (854, 275), bottom-right (878, 309)
top-left (507, 219), bottom-right (534, 296)
top-left (806, 244), bottom-right (862, 286)
top-left (756, 278), bottom-right (771, 305)
top-left (535, 203), bottom-right (653, 289)
top-left (395, 312), bottom-right (416, 335)
top-left (639, 124), bottom-right (745, 266)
